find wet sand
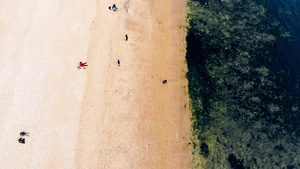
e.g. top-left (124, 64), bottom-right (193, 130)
top-left (0, 0), bottom-right (191, 168)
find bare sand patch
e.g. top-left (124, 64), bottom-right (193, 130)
top-left (76, 0), bottom-right (191, 168)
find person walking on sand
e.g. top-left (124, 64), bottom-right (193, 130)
top-left (20, 131), bottom-right (29, 136)
top-left (79, 62), bottom-right (88, 67)
top-left (125, 34), bottom-right (128, 41)
top-left (118, 60), bottom-right (121, 67)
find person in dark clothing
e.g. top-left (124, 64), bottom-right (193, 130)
top-left (163, 80), bottom-right (168, 84)
top-left (79, 62), bottom-right (88, 67)
top-left (118, 60), bottom-right (121, 67)
top-left (125, 34), bottom-right (128, 41)
top-left (18, 138), bottom-right (25, 144)
top-left (109, 6), bottom-right (111, 10)
top-left (112, 4), bottom-right (118, 11)
top-left (20, 132), bottom-right (29, 136)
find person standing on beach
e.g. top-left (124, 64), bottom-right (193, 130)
top-left (118, 60), bottom-right (121, 67)
top-left (20, 132), bottom-right (29, 136)
top-left (112, 4), bottom-right (118, 11)
top-left (125, 34), bottom-right (128, 41)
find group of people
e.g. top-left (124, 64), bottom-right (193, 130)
top-left (18, 131), bottom-right (29, 144)
top-left (109, 4), bottom-right (129, 41)
top-left (77, 4), bottom-right (131, 70)
top-left (108, 4), bottom-right (118, 11)
top-left (109, 4), bottom-right (128, 67)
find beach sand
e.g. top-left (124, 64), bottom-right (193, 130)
top-left (0, 0), bottom-right (191, 168)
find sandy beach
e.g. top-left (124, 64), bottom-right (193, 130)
top-left (0, 0), bottom-right (191, 168)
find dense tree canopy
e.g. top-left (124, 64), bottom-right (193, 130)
top-left (186, 0), bottom-right (300, 168)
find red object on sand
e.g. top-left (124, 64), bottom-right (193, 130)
top-left (79, 62), bottom-right (84, 67)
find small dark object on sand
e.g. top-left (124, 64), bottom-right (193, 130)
top-left (125, 34), bottom-right (128, 41)
top-left (109, 6), bottom-right (111, 10)
top-left (163, 80), bottom-right (168, 84)
top-left (18, 138), bottom-right (25, 144)
top-left (118, 60), bottom-right (121, 66)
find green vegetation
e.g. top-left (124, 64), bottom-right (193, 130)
top-left (186, 0), bottom-right (300, 168)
